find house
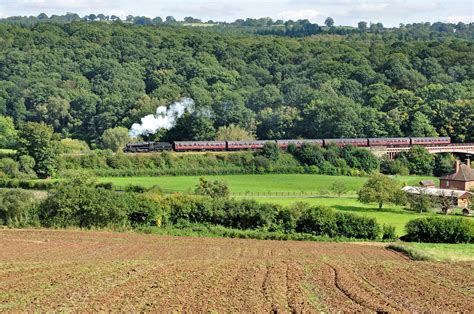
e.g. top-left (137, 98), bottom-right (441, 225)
top-left (419, 180), bottom-right (436, 188)
top-left (402, 186), bottom-right (472, 214)
top-left (439, 160), bottom-right (474, 191)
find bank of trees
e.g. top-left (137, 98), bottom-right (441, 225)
top-left (0, 21), bottom-right (471, 146)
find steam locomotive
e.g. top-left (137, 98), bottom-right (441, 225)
top-left (123, 137), bottom-right (451, 153)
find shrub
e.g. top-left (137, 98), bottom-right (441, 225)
top-left (335, 212), bottom-right (380, 240)
top-left (126, 184), bottom-right (148, 193)
top-left (296, 206), bottom-right (337, 237)
top-left (194, 177), bottom-right (230, 198)
top-left (405, 217), bottom-right (473, 243)
top-left (39, 185), bottom-right (163, 228)
top-left (260, 142), bottom-right (280, 161)
top-left (0, 189), bottom-right (38, 227)
top-left (381, 224), bottom-right (397, 241)
top-left (59, 138), bottom-right (90, 154)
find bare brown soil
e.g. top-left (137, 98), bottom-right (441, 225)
top-left (0, 229), bottom-right (472, 312)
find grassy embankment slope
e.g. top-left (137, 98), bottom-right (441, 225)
top-left (388, 243), bottom-right (474, 262)
top-left (98, 174), bottom-right (441, 236)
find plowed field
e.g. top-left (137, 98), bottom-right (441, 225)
top-left (0, 229), bottom-right (472, 312)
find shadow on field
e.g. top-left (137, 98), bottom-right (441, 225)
top-left (332, 205), bottom-right (408, 214)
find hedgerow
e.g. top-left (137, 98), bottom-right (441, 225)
top-left (404, 217), bottom-right (473, 243)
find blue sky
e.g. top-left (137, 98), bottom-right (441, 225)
top-left (0, 0), bottom-right (472, 26)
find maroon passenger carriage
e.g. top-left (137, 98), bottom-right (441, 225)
top-left (410, 137), bottom-right (451, 145)
top-left (173, 141), bottom-right (227, 151)
top-left (276, 139), bottom-right (323, 149)
top-left (226, 140), bottom-right (270, 150)
top-left (368, 137), bottom-right (411, 147)
top-left (323, 138), bottom-right (369, 147)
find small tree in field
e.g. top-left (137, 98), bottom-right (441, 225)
top-left (358, 174), bottom-right (405, 210)
top-left (215, 124), bottom-right (255, 141)
top-left (330, 180), bottom-right (348, 197)
top-left (195, 177), bottom-right (230, 198)
top-left (407, 190), bottom-right (435, 213)
top-left (101, 127), bottom-right (130, 152)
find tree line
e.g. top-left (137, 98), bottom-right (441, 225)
top-left (0, 20), bottom-right (472, 148)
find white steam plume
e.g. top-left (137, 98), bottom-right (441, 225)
top-left (129, 98), bottom-right (194, 137)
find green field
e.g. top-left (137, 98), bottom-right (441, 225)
top-left (250, 197), bottom-right (432, 236)
top-left (389, 243), bottom-right (474, 262)
top-left (98, 174), bottom-right (442, 236)
top-left (98, 174), bottom-right (437, 194)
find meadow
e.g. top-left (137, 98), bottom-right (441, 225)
top-left (98, 174), bottom-right (437, 194)
top-left (388, 243), bottom-right (474, 262)
top-left (98, 174), bottom-right (441, 236)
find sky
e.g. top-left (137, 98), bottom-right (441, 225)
top-left (0, 0), bottom-right (472, 26)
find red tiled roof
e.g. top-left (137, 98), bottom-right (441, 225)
top-left (440, 164), bottom-right (474, 182)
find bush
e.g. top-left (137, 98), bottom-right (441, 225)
top-left (296, 206), bottom-right (337, 237)
top-left (59, 138), bottom-right (90, 154)
top-left (125, 184), bottom-right (148, 193)
top-left (39, 185), bottom-right (163, 228)
top-left (335, 212), bottom-right (380, 240)
top-left (0, 179), bottom-right (57, 190)
top-left (194, 177), bottom-right (230, 198)
top-left (382, 224), bottom-right (397, 241)
top-left (0, 189), bottom-right (38, 227)
top-left (405, 217), bottom-right (473, 243)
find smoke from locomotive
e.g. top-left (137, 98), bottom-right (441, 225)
top-left (129, 98), bottom-right (194, 137)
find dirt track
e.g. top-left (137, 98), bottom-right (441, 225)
top-left (0, 229), bottom-right (472, 312)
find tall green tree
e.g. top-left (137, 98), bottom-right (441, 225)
top-left (0, 116), bottom-right (17, 149)
top-left (17, 122), bottom-right (59, 178)
top-left (402, 146), bottom-right (435, 175)
top-left (101, 127), bottom-right (130, 152)
top-left (410, 112), bottom-right (438, 137)
top-left (358, 174), bottom-right (406, 210)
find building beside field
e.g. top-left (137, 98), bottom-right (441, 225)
top-left (439, 160), bottom-right (474, 191)
top-left (402, 186), bottom-right (472, 210)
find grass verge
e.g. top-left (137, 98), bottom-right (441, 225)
top-left (387, 242), bottom-right (474, 262)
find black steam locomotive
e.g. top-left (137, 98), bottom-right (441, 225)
top-left (123, 137), bottom-right (451, 153)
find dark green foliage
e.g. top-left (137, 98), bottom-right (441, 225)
top-left (382, 224), bottom-right (397, 241)
top-left (335, 212), bottom-right (380, 240)
top-left (39, 183), bottom-right (163, 228)
top-left (195, 177), bottom-right (230, 198)
top-left (0, 22), bottom-right (471, 144)
top-left (399, 146), bottom-right (435, 175)
top-left (295, 206), bottom-right (380, 239)
top-left (125, 184), bottom-right (148, 193)
top-left (27, 181), bottom-right (387, 240)
top-left (358, 173), bottom-right (406, 209)
top-left (407, 191), bottom-right (436, 213)
top-left (380, 158), bottom-right (409, 175)
top-left (433, 153), bottom-right (455, 177)
top-left (296, 206), bottom-right (338, 237)
top-left (405, 217), bottom-right (473, 243)
top-left (260, 142), bottom-right (281, 161)
top-left (17, 122), bottom-right (59, 178)
top-left (0, 189), bottom-right (38, 227)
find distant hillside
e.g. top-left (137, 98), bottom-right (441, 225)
top-left (0, 19), bottom-right (472, 144)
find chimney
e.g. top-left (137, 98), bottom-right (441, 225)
top-left (455, 160), bottom-right (460, 173)
top-left (466, 158), bottom-right (471, 168)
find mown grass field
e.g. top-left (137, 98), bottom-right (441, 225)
top-left (251, 197), bottom-right (431, 236)
top-left (389, 243), bottom-right (474, 262)
top-left (98, 174), bottom-right (437, 194)
top-left (98, 174), bottom-right (442, 236)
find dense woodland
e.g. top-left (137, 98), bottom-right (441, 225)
top-left (0, 16), bottom-right (473, 147)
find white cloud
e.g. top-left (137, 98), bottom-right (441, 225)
top-left (276, 9), bottom-right (320, 22)
top-left (15, 0), bottom-right (109, 10)
top-left (445, 15), bottom-right (473, 23)
top-left (107, 9), bottom-right (127, 19)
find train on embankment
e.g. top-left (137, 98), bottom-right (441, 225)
top-left (123, 137), bottom-right (451, 153)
